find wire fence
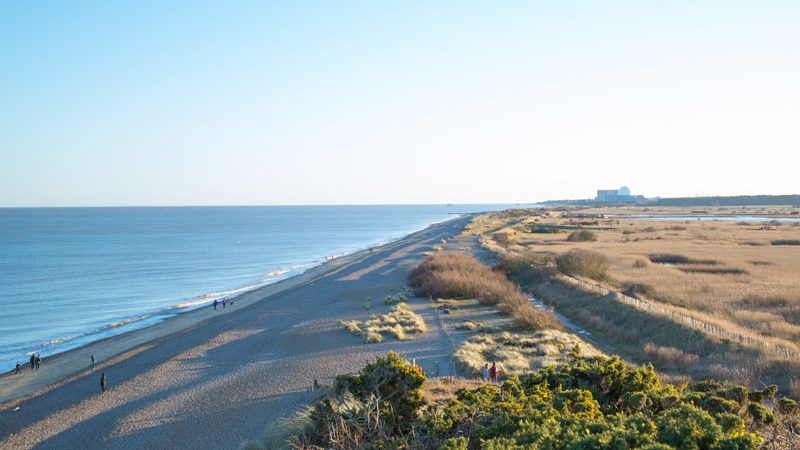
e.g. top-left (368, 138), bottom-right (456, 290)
top-left (558, 274), bottom-right (799, 359)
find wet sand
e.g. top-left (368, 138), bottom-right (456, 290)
top-left (0, 216), bottom-right (472, 449)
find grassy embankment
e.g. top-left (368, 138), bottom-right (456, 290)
top-left (465, 207), bottom-right (800, 395)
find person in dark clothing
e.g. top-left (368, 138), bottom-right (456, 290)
top-left (35, 355), bottom-right (41, 370)
top-left (15, 362), bottom-right (21, 374)
top-left (30, 354), bottom-right (35, 371)
top-left (100, 372), bottom-right (107, 393)
top-left (213, 299), bottom-right (218, 310)
top-left (91, 354), bottom-right (96, 369)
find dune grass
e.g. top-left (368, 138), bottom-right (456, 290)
top-left (407, 252), bottom-right (563, 330)
top-left (339, 303), bottom-right (428, 343)
top-left (454, 330), bottom-right (602, 377)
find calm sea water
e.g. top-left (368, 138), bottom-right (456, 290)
top-left (0, 204), bottom-right (519, 370)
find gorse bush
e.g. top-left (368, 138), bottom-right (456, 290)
top-left (566, 230), bottom-right (598, 242)
top-left (408, 253), bottom-right (562, 330)
top-left (291, 352), bottom-right (426, 448)
top-left (556, 249), bottom-right (610, 280)
top-left (287, 354), bottom-right (771, 449)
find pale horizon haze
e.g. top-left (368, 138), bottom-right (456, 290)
top-left (2, 1), bottom-right (799, 207)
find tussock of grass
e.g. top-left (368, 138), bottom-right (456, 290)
top-left (339, 303), bottom-right (428, 343)
top-left (556, 249), bottom-right (609, 280)
top-left (384, 293), bottom-right (407, 305)
top-left (340, 320), bottom-right (362, 334)
top-left (454, 330), bottom-right (602, 376)
top-left (408, 253), bottom-right (563, 330)
top-left (566, 230), bottom-right (597, 242)
top-left (457, 320), bottom-right (482, 331)
top-left (633, 258), bottom-right (650, 268)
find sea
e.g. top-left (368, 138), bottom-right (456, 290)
top-left (0, 204), bottom-right (520, 371)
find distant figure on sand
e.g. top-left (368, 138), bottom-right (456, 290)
top-left (91, 354), bottom-right (96, 369)
top-left (30, 354), bottom-right (35, 371)
top-left (100, 372), bottom-right (107, 393)
top-left (222, 299), bottom-right (226, 309)
top-left (35, 355), bottom-right (41, 371)
top-left (213, 299), bottom-right (218, 310)
top-left (482, 363), bottom-right (490, 382)
top-left (15, 362), bottom-right (21, 374)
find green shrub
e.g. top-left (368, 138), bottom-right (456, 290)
top-left (656, 405), bottom-right (721, 449)
top-left (289, 354), bottom-right (769, 449)
top-left (566, 230), bottom-right (598, 242)
top-left (556, 249), bottom-right (609, 280)
top-left (777, 397), bottom-right (800, 414)
top-left (334, 352), bottom-right (425, 429)
top-left (747, 403), bottom-right (775, 424)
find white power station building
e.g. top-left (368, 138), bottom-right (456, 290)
top-left (595, 186), bottom-right (641, 202)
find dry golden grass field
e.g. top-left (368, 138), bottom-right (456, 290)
top-left (465, 206), bottom-right (800, 395)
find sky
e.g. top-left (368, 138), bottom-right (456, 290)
top-left (1, 1), bottom-right (799, 207)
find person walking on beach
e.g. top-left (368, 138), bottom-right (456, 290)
top-left (482, 363), bottom-right (490, 382)
top-left (100, 372), bottom-right (107, 393)
top-left (30, 354), bottom-right (35, 371)
top-left (222, 299), bottom-right (226, 309)
top-left (35, 354), bottom-right (41, 371)
top-left (91, 354), bottom-right (96, 369)
top-left (213, 299), bottom-right (218, 310)
top-left (15, 362), bottom-right (21, 374)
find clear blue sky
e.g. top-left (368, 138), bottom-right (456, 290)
top-left (2, 1), bottom-right (799, 206)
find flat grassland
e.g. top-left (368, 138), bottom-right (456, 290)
top-left (466, 207), bottom-right (800, 394)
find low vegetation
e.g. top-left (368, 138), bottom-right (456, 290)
top-left (566, 229), bottom-right (598, 242)
top-left (453, 330), bottom-right (602, 376)
top-left (648, 254), bottom-right (718, 265)
top-left (772, 240), bottom-right (800, 246)
top-left (556, 249), bottom-right (609, 280)
top-left (468, 208), bottom-right (800, 397)
top-left (408, 253), bottom-right (563, 330)
top-left (339, 303), bottom-right (428, 343)
top-left (261, 352), bottom-right (794, 449)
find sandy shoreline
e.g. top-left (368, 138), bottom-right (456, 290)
top-left (0, 216), bottom-right (459, 404)
top-left (0, 215), bottom-right (473, 449)
top-left (0, 243), bottom-right (365, 404)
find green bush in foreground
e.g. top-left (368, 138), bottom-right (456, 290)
top-left (288, 354), bottom-right (772, 449)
